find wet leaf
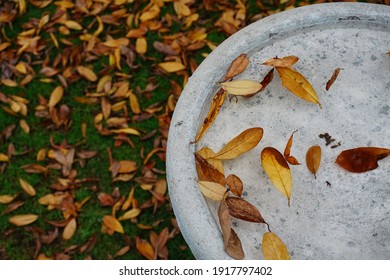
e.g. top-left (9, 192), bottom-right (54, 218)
top-left (225, 174), bottom-right (243, 197)
top-left (225, 197), bottom-right (266, 223)
top-left (197, 181), bottom-right (226, 201)
top-left (225, 228), bottom-right (244, 260)
top-left (326, 68), bottom-right (342, 91)
top-left (196, 147), bottom-right (224, 174)
top-left (136, 237), bottom-right (155, 260)
top-left (283, 129), bottom-right (301, 165)
top-left (62, 218), bottom-right (77, 240)
top-left (306, 146), bottom-right (321, 178)
top-left (48, 86), bottom-right (64, 107)
top-left (102, 215), bottom-right (124, 234)
top-left (262, 232), bottom-right (290, 260)
top-left (218, 198), bottom-right (231, 248)
top-left (9, 214), bottom-right (38, 226)
top-left (194, 88), bottom-right (226, 143)
top-left (276, 67), bottom-right (321, 108)
top-left (225, 54), bottom-right (249, 81)
top-left (194, 153), bottom-right (226, 186)
top-left (212, 127), bottom-right (263, 160)
top-left (76, 66), bottom-right (97, 82)
top-left (19, 178), bottom-right (36, 196)
top-left (336, 147), bottom-right (390, 173)
top-left (263, 55), bottom-right (299, 68)
top-left (220, 80), bottom-right (262, 96)
top-left (158, 62), bottom-right (186, 73)
top-left (261, 147), bottom-right (292, 206)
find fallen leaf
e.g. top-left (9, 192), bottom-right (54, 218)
top-left (196, 147), bottom-right (224, 174)
top-left (326, 68), bottom-right (342, 91)
top-left (283, 129), bottom-right (300, 165)
top-left (263, 55), bottom-right (299, 68)
top-left (262, 232), bottom-right (290, 260)
top-left (64, 20), bottom-right (83, 30)
top-left (225, 228), bottom-right (244, 260)
top-left (194, 88), bottom-right (226, 143)
top-left (225, 53), bottom-right (249, 81)
top-left (194, 153), bottom-right (226, 186)
top-left (0, 153), bottom-right (9, 162)
top-left (336, 147), bottom-right (390, 173)
top-left (225, 174), bottom-right (243, 197)
top-left (225, 197), bottom-right (266, 223)
top-left (48, 86), bottom-right (64, 107)
top-left (306, 145), bottom-right (321, 178)
top-left (212, 127), bottom-right (263, 160)
top-left (2, 200), bottom-right (25, 215)
top-left (19, 119), bottom-right (30, 134)
top-left (62, 218), bottom-right (77, 240)
top-left (77, 66), bottom-right (97, 82)
top-left (136, 237), bottom-right (155, 260)
top-left (218, 199), bottom-right (231, 248)
top-left (102, 215), bottom-right (124, 234)
top-left (0, 194), bottom-right (18, 204)
top-left (197, 181), bottom-right (226, 201)
top-left (276, 67), bottom-right (321, 108)
top-left (136, 37), bottom-right (147, 54)
top-left (259, 68), bottom-right (275, 92)
top-left (158, 62), bottom-right (186, 73)
top-left (118, 209), bottom-right (141, 220)
top-left (9, 214), bottom-right (38, 226)
top-left (220, 80), bottom-right (262, 96)
top-left (19, 178), bottom-right (36, 196)
top-left (111, 127), bottom-right (140, 136)
top-left (261, 147), bottom-right (292, 206)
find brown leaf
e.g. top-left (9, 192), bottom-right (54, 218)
top-left (102, 215), bottom-right (124, 234)
top-left (283, 129), bottom-right (301, 165)
top-left (9, 214), bottom-right (38, 226)
top-left (196, 147), bottom-right (224, 174)
top-left (136, 237), bottom-right (155, 260)
top-left (259, 68), bottom-right (275, 92)
top-left (114, 245), bottom-right (130, 258)
top-left (263, 55), bottom-right (299, 68)
top-left (326, 68), bottom-right (342, 91)
top-left (262, 232), bottom-right (290, 260)
top-left (212, 127), bottom-right (263, 160)
top-left (194, 88), bottom-right (226, 143)
top-left (336, 147), bottom-right (390, 173)
top-left (226, 174), bottom-right (243, 197)
top-left (225, 197), bottom-right (266, 223)
top-left (1, 200), bottom-right (25, 215)
top-left (97, 192), bottom-right (115, 207)
top-left (194, 153), bottom-right (225, 186)
top-left (62, 218), bottom-right (77, 240)
top-left (225, 228), bottom-right (244, 260)
top-left (197, 181), bottom-right (226, 201)
top-left (225, 54), bottom-right (249, 81)
top-left (261, 147), bottom-right (292, 206)
top-left (220, 80), bottom-right (262, 96)
top-left (218, 198), bottom-right (231, 248)
top-left (77, 66), bottom-right (97, 82)
top-left (306, 145), bottom-right (322, 178)
top-left (276, 67), bottom-right (321, 108)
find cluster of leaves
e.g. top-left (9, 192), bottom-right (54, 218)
top-left (193, 49), bottom-right (390, 259)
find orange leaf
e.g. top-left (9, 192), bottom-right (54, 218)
top-left (283, 129), bottom-right (301, 165)
top-left (103, 215), bottom-right (124, 233)
top-left (225, 53), bottom-right (249, 81)
top-left (306, 146), bottom-right (322, 178)
top-left (136, 237), bottom-right (155, 260)
top-left (263, 55), bottom-right (299, 68)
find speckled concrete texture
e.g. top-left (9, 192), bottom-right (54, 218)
top-left (167, 3), bottom-right (390, 259)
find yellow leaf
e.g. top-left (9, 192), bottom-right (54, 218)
top-left (262, 232), bottom-right (290, 260)
top-left (36, 148), bottom-right (47, 161)
top-left (197, 181), bottom-right (226, 201)
top-left (15, 62), bottom-right (27, 74)
top-left (117, 160), bottom-right (137, 174)
top-left (48, 85), bottom-right (64, 107)
top-left (103, 215), bottom-right (124, 233)
top-left (0, 153), bottom-right (9, 162)
top-left (1, 79), bottom-right (18, 87)
top-left (64, 20), bottom-right (83, 30)
top-left (9, 214), bottom-right (38, 226)
top-left (19, 0), bottom-right (27, 14)
top-left (62, 218), bottom-right (77, 240)
top-left (129, 91), bottom-right (141, 114)
top-left (158, 62), bottom-right (186, 73)
top-left (136, 237), bottom-right (155, 260)
top-left (118, 209), bottom-right (141, 220)
top-left (261, 147), bottom-right (292, 206)
top-left (111, 127), bottom-right (141, 136)
top-left (220, 80), bottom-right (262, 96)
top-left (263, 55), bottom-right (299, 68)
top-left (103, 38), bottom-right (130, 48)
top-left (194, 88), bottom-right (226, 143)
top-left (0, 194), bottom-right (18, 204)
top-left (212, 127), bottom-right (263, 160)
top-left (197, 147), bottom-right (224, 174)
top-left (306, 145), bottom-right (321, 178)
top-left (77, 66), bottom-right (97, 82)
top-left (276, 67), bottom-right (321, 108)
top-left (136, 37), bottom-right (147, 54)
top-left (19, 178), bottom-right (36, 196)
top-left (19, 119), bottom-right (30, 134)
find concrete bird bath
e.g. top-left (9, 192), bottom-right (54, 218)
top-left (167, 3), bottom-right (390, 259)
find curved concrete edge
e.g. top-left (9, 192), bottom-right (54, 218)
top-left (166, 3), bottom-right (390, 260)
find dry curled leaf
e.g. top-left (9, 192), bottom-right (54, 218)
top-left (336, 147), bottom-right (390, 173)
top-left (276, 67), bottom-right (321, 108)
top-left (194, 88), bottom-right (226, 143)
top-left (197, 181), bottom-right (226, 201)
top-left (195, 153), bottom-right (226, 186)
top-left (196, 147), bottom-right (224, 174)
top-left (262, 232), bottom-right (290, 260)
top-left (225, 197), bottom-right (266, 224)
top-left (326, 68), bottom-right (342, 91)
top-left (263, 55), bottom-right (299, 68)
top-left (283, 129), bottom-right (301, 165)
top-left (261, 147), bottom-right (292, 206)
top-left (212, 127), bottom-right (263, 160)
top-left (225, 174), bottom-right (243, 197)
top-left (62, 218), bottom-right (77, 240)
top-left (259, 68), bottom-right (275, 92)
top-left (9, 214), bottom-right (38, 226)
top-left (220, 80), bottom-right (262, 96)
top-left (306, 145), bottom-right (321, 178)
top-left (225, 53), bottom-right (249, 81)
